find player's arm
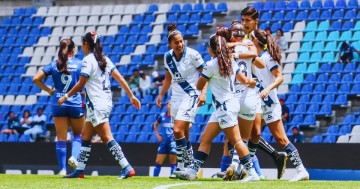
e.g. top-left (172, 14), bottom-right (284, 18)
top-left (233, 43), bottom-right (258, 59)
top-left (156, 70), bottom-right (172, 107)
top-left (196, 67), bottom-right (208, 106)
top-left (153, 120), bottom-right (162, 142)
top-left (33, 70), bottom-right (54, 96)
top-left (235, 70), bottom-right (257, 88)
top-left (252, 57), bottom-right (265, 69)
top-left (58, 76), bottom-right (87, 105)
top-left (260, 67), bottom-right (284, 99)
top-left (112, 69), bottom-right (141, 110)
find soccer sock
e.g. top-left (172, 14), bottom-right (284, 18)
top-left (259, 136), bottom-right (279, 160)
top-left (220, 155), bottom-right (231, 172)
top-left (170, 164), bottom-right (177, 174)
top-left (240, 154), bottom-right (253, 172)
top-left (185, 140), bottom-right (194, 167)
top-left (108, 140), bottom-right (130, 168)
top-left (76, 141), bottom-right (92, 171)
top-left (175, 137), bottom-right (187, 169)
top-left (252, 155), bottom-right (262, 176)
top-left (56, 141), bottom-right (67, 171)
top-left (284, 143), bottom-right (304, 170)
top-left (71, 134), bottom-right (82, 159)
top-left (248, 140), bottom-right (259, 157)
top-left (153, 163), bottom-right (161, 177)
top-left (190, 150), bottom-right (208, 172)
top-left (227, 141), bottom-right (235, 159)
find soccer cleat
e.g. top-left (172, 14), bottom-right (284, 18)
top-left (275, 152), bottom-right (288, 179)
top-left (289, 168), bottom-right (309, 182)
top-left (239, 168), bottom-right (260, 182)
top-left (259, 175), bottom-right (266, 180)
top-left (216, 171), bottom-right (226, 178)
top-left (68, 156), bottom-right (78, 169)
top-left (223, 164), bottom-right (237, 181)
top-left (174, 168), bottom-right (197, 181)
top-left (63, 170), bottom-right (84, 178)
top-left (169, 173), bottom-right (177, 179)
top-left (58, 169), bottom-right (67, 176)
top-left (118, 165), bottom-right (135, 179)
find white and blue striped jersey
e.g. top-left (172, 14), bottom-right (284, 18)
top-left (201, 57), bottom-right (239, 104)
top-left (233, 40), bottom-right (257, 97)
top-left (164, 47), bottom-right (204, 98)
top-left (253, 50), bottom-right (280, 106)
top-left (80, 53), bottom-right (116, 111)
top-left (42, 57), bottom-right (83, 107)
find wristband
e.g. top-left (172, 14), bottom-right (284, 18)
top-left (64, 93), bottom-right (69, 99)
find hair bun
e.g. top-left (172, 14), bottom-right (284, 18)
top-left (167, 23), bottom-right (177, 32)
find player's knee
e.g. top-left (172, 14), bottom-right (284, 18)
top-left (199, 134), bottom-right (212, 145)
top-left (274, 136), bottom-right (289, 148)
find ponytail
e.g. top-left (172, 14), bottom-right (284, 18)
top-left (252, 29), bottom-right (282, 65)
top-left (209, 35), bottom-right (233, 78)
top-left (57, 38), bottom-right (75, 75)
top-left (82, 32), bottom-right (107, 72)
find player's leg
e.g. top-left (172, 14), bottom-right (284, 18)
top-left (53, 117), bottom-right (70, 176)
top-left (184, 123), bottom-right (194, 168)
top-left (169, 140), bottom-right (178, 178)
top-left (68, 109), bottom-right (85, 169)
top-left (218, 138), bottom-right (230, 178)
top-left (154, 153), bottom-right (166, 177)
top-left (173, 120), bottom-right (190, 171)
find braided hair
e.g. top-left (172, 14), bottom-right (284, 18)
top-left (209, 35), bottom-right (233, 78)
top-left (252, 29), bottom-right (282, 65)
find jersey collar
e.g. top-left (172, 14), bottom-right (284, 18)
top-left (172, 46), bottom-right (187, 62)
top-left (259, 50), bottom-right (267, 57)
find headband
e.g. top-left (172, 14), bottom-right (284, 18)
top-left (167, 30), bottom-right (181, 40)
top-left (251, 30), bottom-right (264, 45)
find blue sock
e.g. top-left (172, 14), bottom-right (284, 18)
top-left (240, 154), bottom-right (253, 171)
top-left (248, 140), bottom-right (258, 157)
top-left (175, 137), bottom-right (187, 169)
top-left (170, 164), bottom-right (177, 174)
top-left (56, 141), bottom-right (67, 171)
top-left (76, 141), bottom-right (92, 171)
top-left (190, 150), bottom-right (208, 172)
top-left (252, 155), bottom-right (262, 176)
top-left (153, 163), bottom-right (161, 177)
top-left (284, 143), bottom-right (304, 168)
top-left (220, 155), bottom-right (231, 172)
top-left (71, 134), bottom-right (81, 159)
top-left (108, 139), bottom-right (130, 168)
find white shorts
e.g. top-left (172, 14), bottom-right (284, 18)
top-left (208, 98), bottom-right (240, 129)
top-left (171, 95), bottom-right (199, 123)
top-left (86, 105), bottom-right (111, 127)
top-left (256, 95), bottom-right (263, 114)
top-left (237, 94), bottom-right (259, 120)
top-left (261, 103), bottom-right (282, 124)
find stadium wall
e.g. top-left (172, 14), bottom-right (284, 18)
top-left (1, 143), bottom-right (360, 180)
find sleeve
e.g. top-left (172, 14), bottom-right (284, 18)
top-left (163, 54), bottom-right (170, 71)
top-left (266, 57), bottom-right (279, 72)
top-left (80, 59), bottom-right (93, 78)
top-left (156, 114), bottom-right (163, 123)
top-left (42, 62), bottom-right (53, 76)
top-left (106, 57), bottom-right (116, 74)
top-left (191, 50), bottom-right (205, 70)
top-left (201, 61), bottom-right (213, 80)
top-left (233, 59), bottom-right (240, 75)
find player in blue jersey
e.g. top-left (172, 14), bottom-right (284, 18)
top-left (58, 31), bottom-right (141, 179)
top-left (251, 29), bottom-right (309, 181)
top-left (33, 38), bottom-right (84, 176)
top-left (153, 101), bottom-right (177, 178)
top-left (175, 35), bottom-right (259, 181)
top-left (155, 23), bottom-right (207, 174)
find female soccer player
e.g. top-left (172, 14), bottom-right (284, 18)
top-left (153, 101), bottom-right (177, 178)
top-left (155, 23), bottom-right (206, 172)
top-left (58, 32), bottom-right (141, 179)
top-left (251, 29), bottom-right (309, 181)
top-left (33, 38), bottom-right (84, 176)
top-left (241, 6), bottom-right (288, 179)
top-left (175, 35), bottom-right (259, 182)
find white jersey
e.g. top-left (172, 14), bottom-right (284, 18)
top-left (254, 50), bottom-right (280, 106)
top-left (81, 53), bottom-right (115, 110)
top-left (202, 57), bottom-right (239, 104)
top-left (164, 47), bottom-right (204, 98)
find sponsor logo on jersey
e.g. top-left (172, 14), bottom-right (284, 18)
top-left (266, 115), bottom-right (273, 121)
top-left (183, 112), bottom-right (190, 118)
top-left (220, 119), bottom-right (228, 125)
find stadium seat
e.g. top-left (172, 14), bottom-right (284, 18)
top-left (325, 84), bottom-right (338, 94)
top-left (289, 115), bottom-right (303, 126)
top-left (314, 31), bottom-right (327, 42)
top-left (342, 21), bottom-right (354, 31)
top-left (303, 74), bottom-right (316, 84)
top-left (324, 41), bottom-right (337, 52)
top-left (308, 10), bottom-right (320, 21)
top-left (298, 42), bottom-right (312, 52)
top-left (287, 0), bottom-right (299, 10)
top-left (287, 84), bottom-right (301, 94)
top-left (311, 135), bottom-right (323, 143)
top-left (307, 104), bottom-right (319, 114)
top-left (300, 84), bottom-right (313, 94)
top-left (320, 10), bottom-right (331, 20)
top-left (313, 84), bottom-right (326, 94)
top-left (300, 0), bottom-right (311, 10)
top-left (215, 2), bottom-right (228, 13)
top-left (272, 12), bottom-right (284, 22)
top-left (339, 115), bottom-right (356, 125)
top-left (304, 22), bottom-right (317, 32)
top-left (328, 73), bottom-right (341, 84)
top-left (293, 63), bottom-right (307, 74)
top-left (145, 4), bottom-right (158, 14)
top-left (311, 42), bottom-right (324, 52)
top-left (337, 135), bottom-right (349, 143)
top-left (19, 134), bottom-right (31, 142)
top-left (339, 125), bottom-right (351, 135)
top-left (295, 52), bottom-right (310, 63)
top-left (263, 1), bottom-right (275, 11)
top-left (260, 12), bottom-right (272, 22)
top-left (317, 21), bottom-right (330, 31)
top-left (329, 21), bottom-right (342, 31)
top-left (302, 115), bottom-right (316, 127)
top-left (323, 135), bottom-right (336, 143)
top-left (348, 0), bottom-right (359, 8)
top-left (332, 10), bottom-right (344, 20)
top-left (289, 74), bottom-right (303, 84)
top-left (293, 104), bottom-right (307, 115)
top-left (284, 11), bottom-right (296, 21)
top-left (312, 0), bottom-right (323, 9)
top-left (326, 125), bottom-right (339, 135)
top-left (334, 94), bottom-right (348, 106)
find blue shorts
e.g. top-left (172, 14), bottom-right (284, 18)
top-left (157, 140), bottom-right (177, 155)
top-left (52, 106), bottom-right (85, 119)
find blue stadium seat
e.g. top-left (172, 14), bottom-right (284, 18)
top-left (332, 10), bottom-right (344, 20)
top-left (354, 74), bottom-right (360, 83)
top-left (342, 21), bottom-right (354, 31)
top-left (300, 0), bottom-right (311, 10)
top-left (181, 3), bottom-right (192, 13)
top-left (341, 74), bottom-right (353, 84)
top-left (11, 17), bottom-right (21, 26)
top-left (307, 63), bottom-right (319, 73)
top-left (22, 17), bottom-right (32, 27)
top-left (289, 74), bottom-right (303, 84)
top-left (330, 63), bottom-right (343, 73)
top-left (326, 125), bottom-right (339, 135)
top-left (328, 73), bottom-right (341, 84)
top-left (312, 0), bottom-right (323, 9)
top-left (288, 84), bottom-right (301, 94)
top-left (334, 94), bottom-right (348, 106)
top-left (317, 21), bottom-right (330, 31)
top-left (311, 42), bottom-right (324, 52)
top-left (335, 0), bottom-right (346, 9)
top-left (313, 84), bottom-right (326, 94)
top-left (343, 63), bottom-right (356, 74)
top-left (149, 105), bottom-right (161, 114)
top-left (19, 134), bottom-right (31, 142)
top-left (168, 4), bottom-right (181, 14)
top-left (320, 10), bottom-right (331, 20)
top-left (272, 11), bottom-right (284, 22)
top-left (259, 22), bottom-right (270, 30)
top-left (308, 10), bottom-right (320, 21)
top-left (300, 84), bottom-right (313, 94)
top-left (0, 134), bottom-right (8, 142)
top-left (205, 3), bottom-right (216, 13)
top-left (303, 74), bottom-right (316, 84)
top-left (298, 42), bottom-right (312, 52)
top-left (307, 104), bottom-right (319, 114)
top-left (314, 31), bottom-right (327, 42)
top-left (25, 7), bottom-right (37, 16)
top-left (329, 21), bottom-right (342, 31)
top-left (295, 52), bottom-right (310, 63)
top-left (145, 4), bottom-right (158, 14)
top-left (289, 115), bottom-right (303, 126)
top-left (321, 52), bottom-right (335, 63)
top-left (189, 13), bottom-right (201, 24)
top-left (193, 3), bottom-right (204, 13)
top-left (309, 52), bottom-right (322, 62)
top-left (144, 45), bottom-right (157, 55)
top-left (263, 1), bottom-right (275, 11)
top-left (287, 0), bottom-right (299, 10)
top-left (142, 55), bottom-right (154, 65)
top-left (186, 25), bottom-right (199, 36)
top-left (271, 22), bottom-right (281, 32)
top-left (13, 8), bottom-right (26, 16)
top-left (119, 25), bottom-right (130, 35)
top-left (216, 2), bottom-right (228, 13)
top-left (339, 125), bottom-right (351, 135)
top-left (138, 35), bottom-right (149, 44)
top-left (253, 2), bottom-right (263, 11)
top-left (114, 134), bottom-right (125, 142)
top-left (352, 31), bottom-right (360, 41)
top-left (261, 133), bottom-right (272, 143)
top-left (323, 0), bottom-right (335, 9)
top-left (293, 63), bottom-right (307, 74)
top-left (323, 135), bottom-right (336, 143)
top-left (260, 12), bottom-right (272, 22)
top-left (293, 104), bottom-right (307, 115)
top-left (284, 11), bottom-right (296, 21)
top-left (325, 84), bottom-right (338, 94)
top-left (324, 41), bottom-right (337, 52)
top-left (311, 135), bottom-right (323, 143)
top-left (304, 22), bottom-right (317, 32)
top-left (302, 115), bottom-right (316, 126)
top-left (145, 115), bottom-right (156, 124)
top-left (274, 1), bottom-right (286, 10)
top-left (339, 115), bottom-right (356, 125)
top-left (285, 94), bottom-right (298, 104)
top-left (137, 134), bottom-right (149, 143)
top-left (33, 17), bottom-right (44, 26)
top-left (201, 13), bottom-right (213, 25)
top-left (348, 0), bottom-right (359, 8)
top-left (302, 31), bottom-right (315, 41)
top-left (125, 134), bottom-right (137, 143)
top-left (157, 45), bottom-right (168, 56)
top-left (177, 13), bottom-right (189, 24)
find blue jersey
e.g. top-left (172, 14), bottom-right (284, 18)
top-left (42, 58), bottom-right (83, 107)
top-left (156, 112), bottom-right (173, 140)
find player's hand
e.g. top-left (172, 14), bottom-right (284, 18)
top-left (156, 134), bottom-right (163, 142)
top-left (58, 97), bottom-right (67, 106)
top-left (260, 88), bottom-right (271, 99)
top-left (48, 89), bottom-right (55, 96)
top-left (130, 96), bottom-right (141, 110)
top-left (248, 78), bottom-right (257, 88)
top-left (155, 95), bottom-right (162, 107)
top-left (197, 93), bottom-right (206, 107)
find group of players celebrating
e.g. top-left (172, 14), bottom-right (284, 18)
top-left (32, 5), bottom-right (309, 181)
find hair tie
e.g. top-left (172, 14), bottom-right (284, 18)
top-left (94, 34), bottom-right (101, 43)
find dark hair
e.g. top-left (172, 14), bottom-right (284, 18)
top-left (167, 23), bottom-right (182, 42)
top-left (209, 35), bottom-right (233, 78)
top-left (277, 29), bottom-right (284, 36)
top-left (37, 108), bottom-right (43, 112)
top-left (23, 109), bottom-right (31, 118)
top-left (241, 6), bottom-right (259, 20)
top-left (82, 31), bottom-right (107, 72)
top-left (57, 38), bottom-right (75, 75)
top-left (253, 29), bottom-right (282, 65)
top-left (341, 42), bottom-right (349, 49)
top-left (216, 27), bottom-right (232, 42)
top-left (8, 111), bottom-right (14, 116)
top-left (265, 28), bottom-right (271, 32)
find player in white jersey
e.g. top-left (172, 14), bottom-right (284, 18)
top-left (174, 35), bottom-right (259, 182)
top-left (155, 24), bottom-right (207, 174)
top-left (251, 29), bottom-right (309, 181)
top-left (58, 32), bottom-right (141, 179)
top-left (241, 6), bottom-right (288, 179)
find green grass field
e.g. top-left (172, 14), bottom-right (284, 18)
top-left (0, 175), bottom-right (359, 189)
